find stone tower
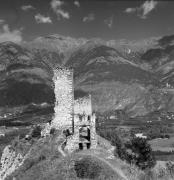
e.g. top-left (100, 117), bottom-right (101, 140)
top-left (73, 95), bottom-right (97, 149)
top-left (51, 67), bottom-right (97, 151)
top-left (52, 67), bottom-right (74, 132)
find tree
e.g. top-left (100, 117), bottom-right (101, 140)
top-left (98, 129), bottom-right (156, 170)
top-left (125, 137), bottom-right (156, 170)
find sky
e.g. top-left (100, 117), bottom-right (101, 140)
top-left (0, 0), bottom-right (173, 43)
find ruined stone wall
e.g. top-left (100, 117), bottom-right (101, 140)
top-left (90, 114), bottom-right (98, 149)
top-left (74, 95), bottom-right (92, 115)
top-left (73, 95), bottom-right (97, 149)
top-left (52, 68), bottom-right (74, 131)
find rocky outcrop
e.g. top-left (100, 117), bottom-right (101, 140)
top-left (0, 145), bottom-right (26, 180)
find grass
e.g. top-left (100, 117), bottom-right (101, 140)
top-left (6, 133), bottom-right (126, 180)
top-left (74, 156), bottom-right (102, 179)
top-left (155, 155), bottom-right (174, 162)
top-left (2, 130), bottom-right (174, 180)
top-left (6, 133), bottom-right (63, 180)
top-left (149, 137), bottom-right (174, 152)
top-left (0, 127), bottom-right (30, 157)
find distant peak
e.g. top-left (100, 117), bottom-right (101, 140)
top-left (0, 41), bottom-right (18, 46)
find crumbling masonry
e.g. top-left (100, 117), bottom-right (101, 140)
top-left (52, 68), bottom-right (74, 131)
top-left (51, 67), bottom-right (97, 151)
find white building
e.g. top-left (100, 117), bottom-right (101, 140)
top-left (135, 133), bottom-right (147, 139)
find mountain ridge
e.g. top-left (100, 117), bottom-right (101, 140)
top-left (1, 34), bottom-right (174, 120)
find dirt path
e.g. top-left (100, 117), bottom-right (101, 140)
top-left (54, 134), bottom-right (67, 157)
top-left (55, 134), bottom-right (128, 179)
top-left (58, 140), bottom-right (66, 157)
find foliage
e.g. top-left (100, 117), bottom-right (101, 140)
top-left (141, 162), bottom-right (174, 180)
top-left (125, 137), bottom-right (156, 170)
top-left (98, 129), bottom-right (156, 170)
top-left (74, 157), bottom-right (102, 179)
top-left (50, 128), bottom-right (56, 135)
top-left (0, 128), bottom-right (30, 157)
top-left (7, 135), bottom-right (62, 180)
top-left (31, 125), bottom-right (42, 138)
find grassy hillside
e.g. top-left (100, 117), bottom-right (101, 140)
top-left (6, 134), bottom-right (131, 180)
top-left (4, 132), bottom-right (174, 180)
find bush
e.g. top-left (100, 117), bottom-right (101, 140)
top-left (125, 137), bottom-right (156, 170)
top-left (31, 125), bottom-right (42, 138)
top-left (74, 157), bottom-right (102, 179)
top-left (97, 129), bottom-right (122, 146)
top-left (50, 128), bottom-right (56, 135)
top-left (165, 134), bottom-right (170, 139)
top-left (98, 129), bottom-right (156, 170)
top-left (98, 129), bottom-right (129, 160)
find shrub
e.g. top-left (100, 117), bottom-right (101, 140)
top-left (50, 128), bottom-right (56, 135)
top-left (98, 129), bottom-right (156, 170)
top-left (31, 125), bottom-right (42, 138)
top-left (166, 162), bottom-right (174, 178)
top-left (97, 129), bottom-right (122, 146)
top-left (125, 137), bottom-right (156, 170)
top-left (74, 157), bottom-right (102, 179)
top-left (98, 129), bottom-right (128, 160)
top-left (165, 134), bottom-right (170, 139)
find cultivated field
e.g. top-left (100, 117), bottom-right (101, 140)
top-left (149, 137), bottom-right (174, 152)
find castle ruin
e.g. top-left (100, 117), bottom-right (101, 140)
top-left (51, 67), bottom-right (97, 151)
top-left (52, 68), bottom-right (74, 132)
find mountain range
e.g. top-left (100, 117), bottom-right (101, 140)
top-left (1, 34), bottom-right (174, 120)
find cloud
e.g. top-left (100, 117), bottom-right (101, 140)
top-left (51, 0), bottom-right (64, 8)
top-left (35, 14), bottom-right (52, 24)
top-left (141, 0), bottom-right (158, 19)
top-left (125, 0), bottom-right (158, 19)
top-left (21, 5), bottom-right (35, 11)
top-left (74, 1), bottom-right (80, 7)
top-left (0, 24), bottom-right (23, 43)
top-left (125, 8), bottom-right (136, 13)
top-left (54, 9), bottom-right (70, 19)
top-left (50, 0), bottom-right (70, 19)
top-left (83, 13), bottom-right (95, 22)
top-left (104, 16), bottom-right (114, 28)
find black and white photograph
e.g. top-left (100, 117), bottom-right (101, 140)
top-left (0, 0), bottom-right (174, 179)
